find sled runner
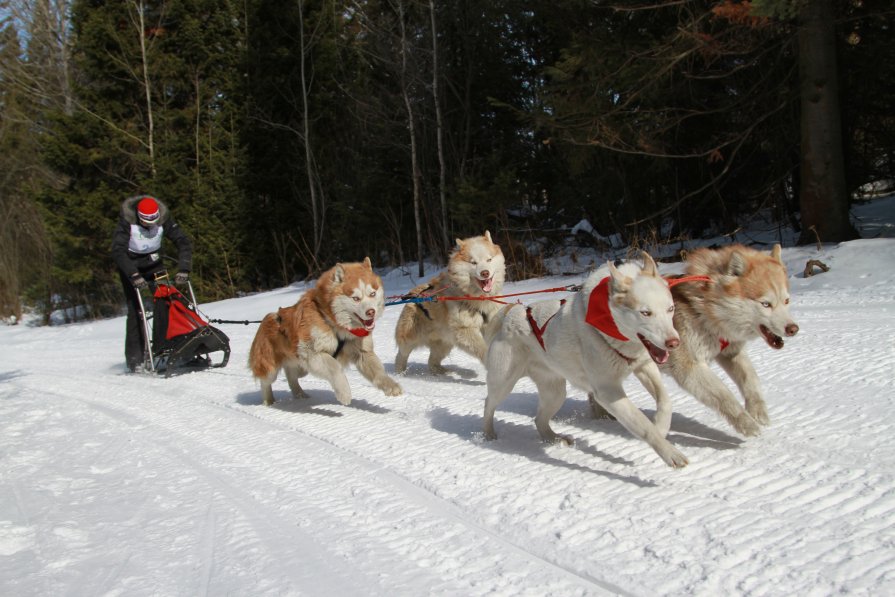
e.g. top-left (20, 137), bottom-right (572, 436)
top-left (134, 273), bottom-right (230, 377)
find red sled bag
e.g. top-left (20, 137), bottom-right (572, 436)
top-left (150, 284), bottom-right (230, 376)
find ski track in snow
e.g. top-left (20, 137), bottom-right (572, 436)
top-left (2, 235), bottom-right (895, 596)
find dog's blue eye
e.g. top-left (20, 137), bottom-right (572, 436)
top-left (761, 301), bottom-right (771, 308)
top-left (640, 310), bottom-right (652, 317)
top-left (352, 296), bottom-right (361, 302)
top-left (667, 305), bottom-right (674, 313)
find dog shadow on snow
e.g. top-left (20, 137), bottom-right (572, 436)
top-left (235, 389), bottom-right (391, 416)
top-left (562, 396), bottom-right (745, 450)
top-left (0, 369), bottom-right (26, 384)
top-left (390, 362), bottom-right (484, 386)
top-left (468, 390), bottom-right (743, 451)
top-left (428, 391), bottom-right (743, 484)
top-left (427, 398), bottom-right (662, 487)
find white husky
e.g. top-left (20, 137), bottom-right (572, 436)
top-left (483, 253), bottom-right (688, 468)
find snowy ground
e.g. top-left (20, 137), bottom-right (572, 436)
top-left (2, 197), bottom-right (894, 596)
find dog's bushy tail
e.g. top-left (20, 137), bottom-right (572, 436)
top-left (248, 313), bottom-right (281, 378)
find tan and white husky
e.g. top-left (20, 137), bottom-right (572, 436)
top-left (249, 258), bottom-right (402, 406)
top-left (395, 231), bottom-right (506, 374)
top-left (591, 244), bottom-right (799, 436)
top-left (483, 253), bottom-right (689, 468)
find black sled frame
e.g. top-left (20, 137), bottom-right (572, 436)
top-left (134, 272), bottom-right (230, 377)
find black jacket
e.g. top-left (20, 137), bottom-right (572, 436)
top-left (111, 196), bottom-right (192, 278)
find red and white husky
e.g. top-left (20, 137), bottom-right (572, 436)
top-left (249, 258), bottom-right (402, 406)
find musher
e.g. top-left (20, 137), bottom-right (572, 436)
top-left (111, 195), bottom-right (192, 372)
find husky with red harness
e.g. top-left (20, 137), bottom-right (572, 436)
top-left (248, 258), bottom-right (402, 407)
top-left (482, 252), bottom-right (689, 468)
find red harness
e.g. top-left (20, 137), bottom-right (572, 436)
top-left (585, 277), bottom-right (629, 341)
top-left (526, 300), bottom-right (566, 350)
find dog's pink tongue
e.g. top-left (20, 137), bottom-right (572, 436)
top-left (640, 335), bottom-right (669, 364)
top-left (479, 277), bottom-right (494, 293)
top-left (363, 318), bottom-right (375, 330)
top-left (651, 346), bottom-right (670, 364)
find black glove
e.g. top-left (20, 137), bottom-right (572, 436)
top-left (130, 273), bottom-right (148, 290)
top-left (175, 272), bottom-right (189, 285)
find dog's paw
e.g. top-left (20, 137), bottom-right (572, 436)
top-left (662, 446), bottom-right (689, 469)
top-left (733, 412), bottom-right (762, 437)
top-left (379, 378), bottom-right (403, 396)
top-left (544, 432), bottom-right (574, 446)
top-left (746, 400), bottom-right (770, 426)
top-left (335, 392), bottom-right (352, 406)
top-left (428, 364), bottom-right (448, 375)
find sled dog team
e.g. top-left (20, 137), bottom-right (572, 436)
top-left (249, 232), bottom-right (799, 468)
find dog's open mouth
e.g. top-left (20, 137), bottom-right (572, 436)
top-left (361, 318), bottom-right (376, 331)
top-left (760, 324), bottom-right (784, 349)
top-left (476, 276), bottom-right (494, 293)
top-left (638, 334), bottom-right (670, 365)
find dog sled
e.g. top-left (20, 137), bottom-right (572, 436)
top-left (135, 272), bottom-right (230, 377)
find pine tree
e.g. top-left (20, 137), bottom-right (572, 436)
top-left (0, 16), bottom-right (51, 322)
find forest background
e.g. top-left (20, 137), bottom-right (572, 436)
top-left (0, 0), bottom-right (892, 324)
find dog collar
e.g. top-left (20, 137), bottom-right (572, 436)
top-left (317, 298), bottom-right (372, 338)
top-left (585, 277), bottom-right (629, 342)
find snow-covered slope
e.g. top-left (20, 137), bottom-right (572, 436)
top-left (2, 199), bottom-right (894, 596)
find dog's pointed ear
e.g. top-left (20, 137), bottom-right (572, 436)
top-left (484, 230), bottom-right (492, 243)
top-left (362, 256), bottom-right (373, 271)
top-left (455, 237), bottom-right (464, 249)
top-left (332, 263), bottom-right (345, 284)
top-left (771, 243), bottom-right (783, 264)
top-left (640, 251), bottom-right (659, 277)
top-left (727, 251), bottom-right (747, 276)
top-left (607, 260), bottom-right (631, 293)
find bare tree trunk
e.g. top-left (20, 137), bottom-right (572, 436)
top-left (797, 0), bottom-right (858, 244)
top-left (131, 0), bottom-right (156, 176)
top-left (29, 0), bottom-right (75, 114)
top-left (194, 72), bottom-right (201, 180)
top-left (429, 0), bottom-right (449, 261)
top-left (298, 0), bottom-right (324, 258)
top-left (397, 0), bottom-right (424, 277)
